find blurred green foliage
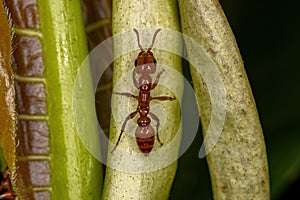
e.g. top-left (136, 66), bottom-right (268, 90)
top-left (171, 0), bottom-right (300, 199)
top-left (0, 149), bottom-right (7, 173)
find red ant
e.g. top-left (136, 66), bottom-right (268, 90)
top-left (112, 28), bottom-right (176, 156)
top-left (0, 168), bottom-right (16, 200)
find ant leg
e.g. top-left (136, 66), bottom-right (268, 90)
top-left (113, 92), bottom-right (138, 100)
top-left (151, 96), bottom-right (176, 101)
top-left (149, 112), bottom-right (163, 146)
top-left (133, 69), bottom-right (139, 89)
top-left (111, 110), bottom-right (138, 153)
top-left (151, 69), bottom-right (165, 90)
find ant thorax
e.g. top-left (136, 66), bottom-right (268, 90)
top-left (138, 74), bottom-right (152, 89)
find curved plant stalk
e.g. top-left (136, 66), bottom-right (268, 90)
top-left (3, 0), bottom-right (103, 199)
top-left (102, 0), bottom-right (182, 199)
top-left (0, 0), bottom-right (16, 197)
top-left (178, 0), bottom-right (270, 199)
top-left (38, 0), bottom-right (103, 199)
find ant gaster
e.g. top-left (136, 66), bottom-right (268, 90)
top-left (112, 28), bottom-right (176, 156)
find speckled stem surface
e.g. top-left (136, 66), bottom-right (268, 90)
top-left (102, 0), bottom-right (182, 199)
top-left (178, 0), bottom-right (270, 199)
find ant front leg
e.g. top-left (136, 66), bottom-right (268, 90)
top-left (111, 110), bottom-right (138, 153)
top-left (151, 69), bottom-right (165, 90)
top-left (149, 112), bottom-right (163, 146)
top-left (133, 68), bottom-right (139, 89)
top-left (113, 92), bottom-right (138, 100)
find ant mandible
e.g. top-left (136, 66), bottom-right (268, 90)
top-left (112, 28), bottom-right (176, 156)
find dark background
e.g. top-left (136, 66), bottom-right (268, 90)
top-left (171, 0), bottom-right (300, 199)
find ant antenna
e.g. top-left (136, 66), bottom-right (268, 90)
top-left (133, 28), bottom-right (144, 52)
top-left (133, 28), bottom-right (161, 52)
top-left (148, 29), bottom-right (161, 51)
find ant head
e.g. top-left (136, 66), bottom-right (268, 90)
top-left (133, 28), bottom-right (161, 74)
top-left (134, 52), bottom-right (157, 74)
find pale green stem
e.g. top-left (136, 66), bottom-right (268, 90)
top-left (102, 0), bottom-right (182, 199)
top-left (37, 0), bottom-right (102, 199)
top-left (178, 0), bottom-right (270, 199)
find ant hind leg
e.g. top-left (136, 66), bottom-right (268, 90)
top-left (149, 112), bottom-right (163, 146)
top-left (111, 110), bottom-right (138, 153)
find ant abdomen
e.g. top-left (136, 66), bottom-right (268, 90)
top-left (135, 125), bottom-right (155, 155)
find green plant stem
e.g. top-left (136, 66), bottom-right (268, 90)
top-left (102, 0), bottom-right (182, 199)
top-left (37, 0), bottom-right (102, 199)
top-left (178, 0), bottom-right (270, 199)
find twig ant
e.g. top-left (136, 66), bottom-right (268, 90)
top-left (112, 28), bottom-right (176, 156)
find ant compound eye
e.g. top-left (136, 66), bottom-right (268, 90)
top-left (134, 59), bottom-right (138, 67)
top-left (154, 59), bottom-right (157, 66)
